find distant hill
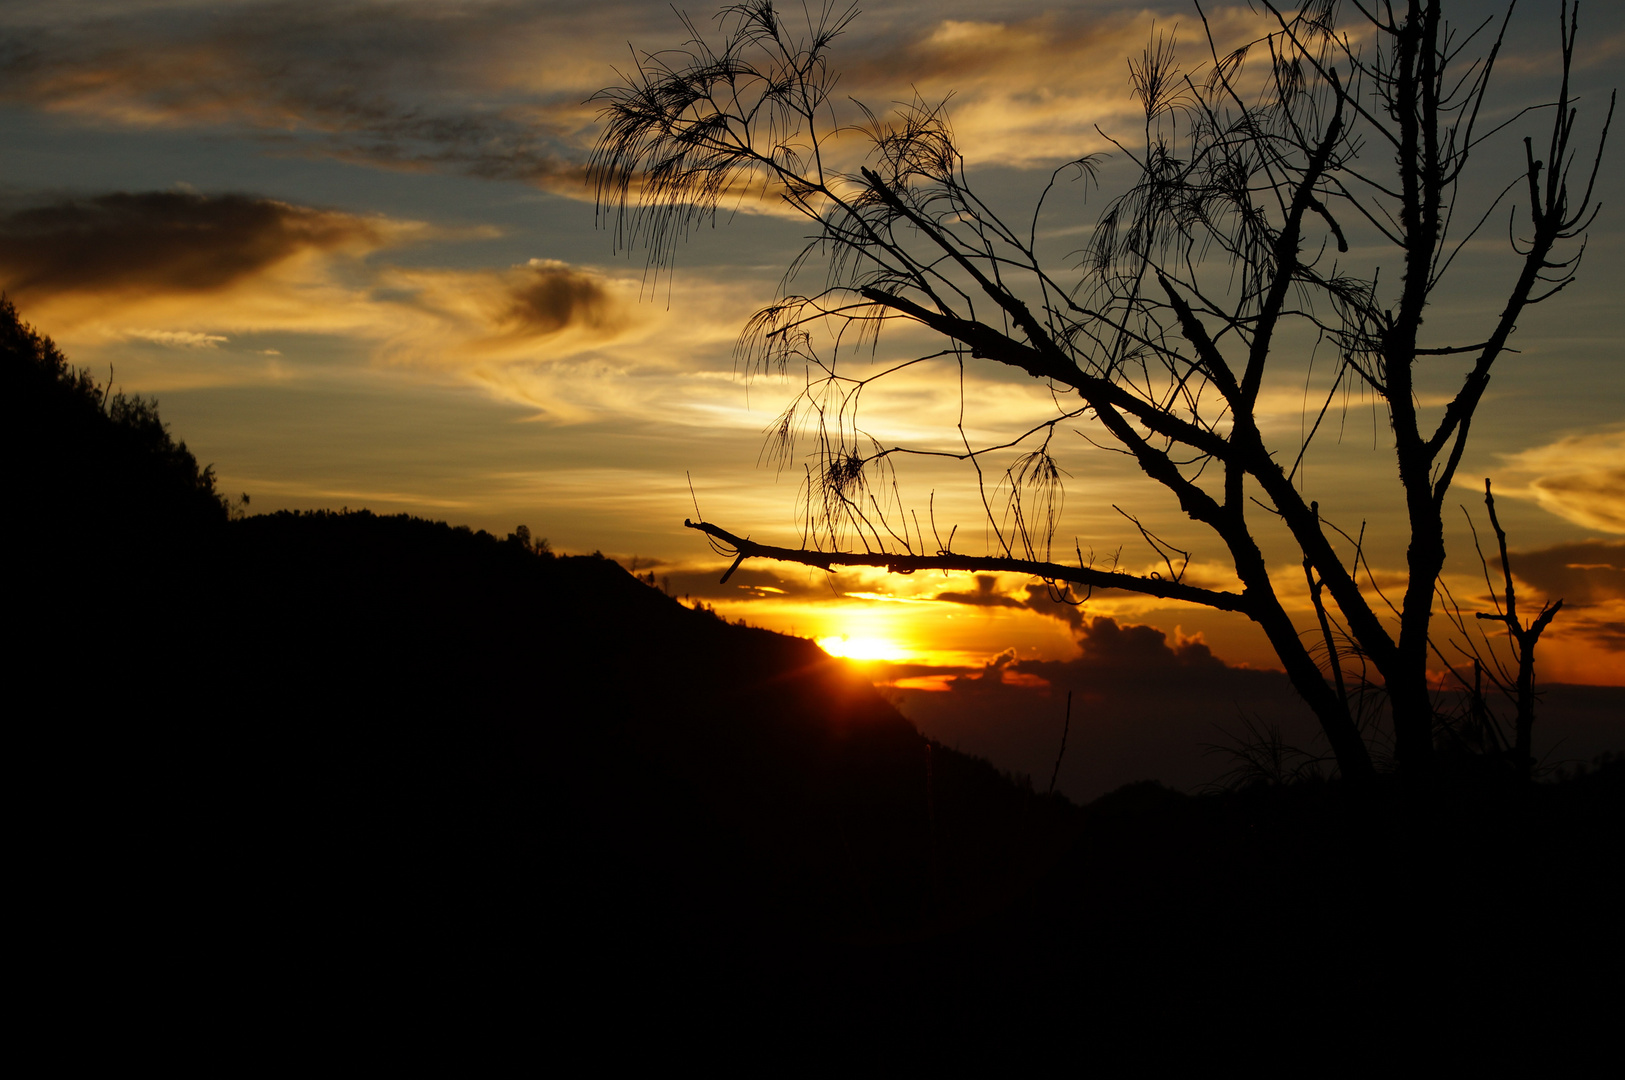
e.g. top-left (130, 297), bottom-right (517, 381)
top-left (214, 508), bottom-right (1075, 946)
top-left (8, 298), bottom-right (1620, 1041)
top-left (4, 298), bottom-right (1076, 1006)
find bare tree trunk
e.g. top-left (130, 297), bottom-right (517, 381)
top-left (1254, 601), bottom-right (1377, 783)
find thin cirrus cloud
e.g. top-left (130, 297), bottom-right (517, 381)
top-left (0, 192), bottom-right (1403, 445)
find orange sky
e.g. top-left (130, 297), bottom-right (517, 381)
top-left (2, 0), bottom-right (1621, 700)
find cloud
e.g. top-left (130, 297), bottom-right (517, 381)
top-left (6, 0), bottom-right (1611, 220)
top-left (0, 2), bottom-right (620, 188)
top-left (1498, 539), bottom-right (1625, 607)
top-left (1498, 428), bottom-right (1625, 533)
top-left (935, 574), bottom-right (1089, 631)
top-left (1574, 617), bottom-right (1625, 653)
top-left (0, 187), bottom-right (775, 426)
top-left (1529, 473), bottom-right (1625, 535)
top-left (893, 606), bottom-right (1625, 799)
top-left (935, 575), bottom-right (1024, 610)
top-left (123, 328), bottom-right (229, 348)
top-left (376, 258), bottom-right (636, 364)
top-left (657, 563), bottom-right (843, 604)
top-left (499, 260), bottom-right (624, 338)
top-left (0, 191), bottom-right (384, 303)
top-left (0, 0), bottom-right (1268, 201)
top-left (930, 560), bottom-right (1251, 632)
top-left (0, 188), bottom-right (711, 419)
top-left (938, 614), bottom-right (1228, 693)
top-left (0, 187), bottom-right (642, 348)
top-left (1047, 614), bottom-right (1227, 676)
top-left (830, 6), bottom-right (1276, 168)
top-left (627, 557), bottom-right (976, 607)
top-left (1466, 537), bottom-right (1625, 679)
top-left (892, 614), bottom-right (1315, 802)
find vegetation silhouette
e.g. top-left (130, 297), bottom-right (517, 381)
top-left (7, 298), bottom-right (1619, 1041)
top-left (3, 294), bottom-right (230, 536)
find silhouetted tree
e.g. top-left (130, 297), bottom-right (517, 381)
top-left (592, 0), bottom-right (1612, 784)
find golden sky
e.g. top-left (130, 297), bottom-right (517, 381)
top-left (4, 0), bottom-right (1622, 714)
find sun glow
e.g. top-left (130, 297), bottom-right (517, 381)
top-left (708, 588), bottom-right (1086, 671)
top-left (817, 635), bottom-right (907, 662)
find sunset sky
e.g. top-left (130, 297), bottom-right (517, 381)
top-left (5, 0), bottom-right (1622, 729)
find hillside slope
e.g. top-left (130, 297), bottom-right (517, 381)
top-left (10, 298), bottom-right (1620, 1042)
top-left (2, 299), bottom-right (1074, 1001)
top-left (215, 510), bottom-right (1074, 955)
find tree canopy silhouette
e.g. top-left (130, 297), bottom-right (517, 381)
top-left (592, 0), bottom-right (1613, 783)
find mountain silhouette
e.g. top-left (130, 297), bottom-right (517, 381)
top-left (7, 297), bottom-right (1620, 1045)
top-left (5, 297), bottom-right (1078, 1017)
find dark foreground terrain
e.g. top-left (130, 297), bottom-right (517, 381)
top-left (9, 301), bottom-right (1621, 1047)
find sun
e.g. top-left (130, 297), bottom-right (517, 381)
top-left (817, 635), bottom-right (905, 662)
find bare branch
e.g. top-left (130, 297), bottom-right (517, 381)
top-left (684, 518), bottom-right (1252, 613)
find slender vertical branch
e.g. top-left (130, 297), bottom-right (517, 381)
top-left (1475, 479), bottom-right (1564, 779)
top-left (1047, 691), bottom-right (1073, 798)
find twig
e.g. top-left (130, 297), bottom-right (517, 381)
top-left (1047, 691), bottom-right (1073, 797)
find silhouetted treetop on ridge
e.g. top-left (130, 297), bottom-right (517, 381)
top-left (3, 295), bottom-right (230, 536)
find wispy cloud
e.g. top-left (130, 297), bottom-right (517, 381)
top-left (1497, 428), bottom-right (1625, 534)
top-left (123, 328), bottom-right (229, 348)
top-left (4, 0), bottom-right (1615, 223)
top-left (833, 9), bottom-right (1248, 168)
top-left (0, 188), bottom-right (777, 423)
top-left (0, 1), bottom-right (607, 183)
top-left (377, 258), bottom-right (633, 360)
top-left (0, 0), bottom-right (1272, 198)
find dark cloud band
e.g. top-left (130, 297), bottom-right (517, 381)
top-left (1498, 539), bottom-right (1625, 607)
top-left (0, 191), bottom-right (378, 301)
